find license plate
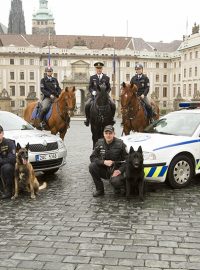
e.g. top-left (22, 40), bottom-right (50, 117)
top-left (35, 153), bottom-right (58, 161)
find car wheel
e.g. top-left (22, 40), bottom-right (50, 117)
top-left (43, 168), bottom-right (59, 175)
top-left (167, 155), bottom-right (194, 188)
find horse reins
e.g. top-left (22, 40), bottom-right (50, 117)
top-left (121, 91), bottom-right (142, 121)
top-left (55, 99), bottom-right (70, 122)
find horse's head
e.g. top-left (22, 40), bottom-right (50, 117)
top-left (60, 86), bottom-right (76, 116)
top-left (95, 83), bottom-right (109, 106)
top-left (120, 82), bottom-right (138, 109)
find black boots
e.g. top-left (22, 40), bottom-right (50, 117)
top-left (93, 190), bottom-right (104, 197)
top-left (84, 119), bottom-right (90, 127)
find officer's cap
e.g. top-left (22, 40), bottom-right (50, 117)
top-left (0, 125), bottom-right (4, 132)
top-left (104, 125), bottom-right (114, 133)
top-left (135, 63), bottom-right (143, 69)
top-left (45, 66), bottom-right (53, 72)
top-left (94, 62), bottom-right (104, 68)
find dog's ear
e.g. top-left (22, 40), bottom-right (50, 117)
top-left (16, 143), bottom-right (21, 152)
top-left (25, 143), bottom-right (30, 151)
top-left (129, 146), bottom-right (134, 153)
top-left (138, 146), bottom-right (143, 153)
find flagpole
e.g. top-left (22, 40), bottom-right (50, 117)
top-left (112, 37), bottom-right (116, 101)
top-left (48, 30), bottom-right (51, 68)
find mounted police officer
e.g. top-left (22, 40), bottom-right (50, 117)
top-left (0, 125), bottom-right (16, 199)
top-left (84, 62), bottom-right (116, 127)
top-left (130, 63), bottom-right (157, 121)
top-left (89, 125), bottom-right (128, 197)
top-left (39, 67), bottom-right (61, 128)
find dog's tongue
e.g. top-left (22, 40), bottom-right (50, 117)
top-left (22, 158), bottom-right (27, 165)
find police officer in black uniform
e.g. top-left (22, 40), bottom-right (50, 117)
top-left (130, 63), bottom-right (156, 120)
top-left (89, 125), bottom-right (128, 197)
top-left (84, 62), bottom-right (116, 126)
top-left (0, 125), bottom-right (16, 199)
top-left (39, 67), bottom-right (61, 128)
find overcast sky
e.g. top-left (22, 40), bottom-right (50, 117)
top-left (1, 0), bottom-right (200, 43)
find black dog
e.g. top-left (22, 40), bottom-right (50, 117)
top-left (126, 146), bottom-right (145, 201)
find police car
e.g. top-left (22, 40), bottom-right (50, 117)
top-left (0, 111), bottom-right (67, 174)
top-left (121, 102), bottom-right (200, 188)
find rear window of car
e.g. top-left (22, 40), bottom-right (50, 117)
top-left (0, 113), bottom-right (34, 131)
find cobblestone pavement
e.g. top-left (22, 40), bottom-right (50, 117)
top-left (1, 119), bottom-right (200, 270)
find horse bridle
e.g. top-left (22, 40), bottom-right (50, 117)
top-left (54, 97), bottom-right (72, 122)
top-left (121, 89), bottom-right (141, 120)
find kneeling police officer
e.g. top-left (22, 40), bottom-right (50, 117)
top-left (89, 125), bottom-right (128, 197)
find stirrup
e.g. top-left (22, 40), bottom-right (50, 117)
top-left (39, 122), bottom-right (46, 129)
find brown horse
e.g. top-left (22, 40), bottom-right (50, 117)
top-left (120, 82), bottom-right (159, 135)
top-left (24, 86), bottom-right (76, 140)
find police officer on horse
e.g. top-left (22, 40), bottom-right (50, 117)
top-left (130, 63), bottom-right (157, 121)
top-left (84, 62), bottom-right (116, 127)
top-left (39, 67), bottom-right (61, 128)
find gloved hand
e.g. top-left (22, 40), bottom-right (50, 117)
top-left (50, 94), bottom-right (55, 99)
top-left (92, 91), bottom-right (97, 96)
top-left (141, 94), bottom-right (145, 99)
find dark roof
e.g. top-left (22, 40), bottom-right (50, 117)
top-left (0, 34), bottom-right (182, 52)
top-left (147, 40), bottom-right (182, 52)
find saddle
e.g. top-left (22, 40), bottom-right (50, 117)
top-left (31, 102), bottom-right (53, 121)
top-left (139, 99), bottom-right (152, 119)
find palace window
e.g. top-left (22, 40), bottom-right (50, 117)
top-left (10, 59), bottom-right (14, 65)
top-left (163, 87), bottom-right (167, 97)
top-left (10, 72), bottom-right (14, 80)
top-left (30, 72), bottom-right (34, 80)
top-left (10, 85), bottom-right (15, 96)
top-left (20, 72), bottom-right (24, 80)
top-left (126, 74), bottom-right (130, 81)
top-left (20, 86), bottom-right (25, 96)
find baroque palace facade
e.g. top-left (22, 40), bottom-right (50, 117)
top-left (0, 29), bottom-right (200, 116)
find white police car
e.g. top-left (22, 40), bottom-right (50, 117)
top-left (121, 102), bottom-right (200, 188)
top-left (0, 111), bottom-right (67, 174)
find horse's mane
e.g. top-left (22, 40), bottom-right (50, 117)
top-left (121, 82), bottom-right (137, 96)
top-left (58, 86), bottom-right (75, 100)
top-left (95, 84), bottom-right (109, 105)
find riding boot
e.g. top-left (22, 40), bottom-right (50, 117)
top-left (152, 109), bottom-right (157, 118)
top-left (110, 100), bottom-right (116, 125)
top-left (39, 111), bottom-right (46, 129)
top-left (84, 101), bottom-right (91, 127)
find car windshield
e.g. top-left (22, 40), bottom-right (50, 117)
top-left (144, 112), bottom-right (200, 136)
top-left (0, 113), bottom-right (34, 131)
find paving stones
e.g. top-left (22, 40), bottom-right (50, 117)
top-left (0, 119), bottom-right (200, 269)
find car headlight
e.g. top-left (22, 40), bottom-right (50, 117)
top-left (57, 139), bottom-right (65, 149)
top-left (143, 151), bottom-right (156, 160)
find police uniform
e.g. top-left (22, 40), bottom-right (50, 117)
top-left (40, 67), bottom-right (61, 125)
top-left (84, 62), bottom-right (116, 126)
top-left (0, 133), bottom-right (16, 198)
top-left (89, 126), bottom-right (128, 196)
top-left (130, 70), bottom-right (154, 117)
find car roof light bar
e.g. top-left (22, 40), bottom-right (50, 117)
top-left (179, 101), bottom-right (200, 109)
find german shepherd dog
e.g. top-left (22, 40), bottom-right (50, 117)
top-left (126, 146), bottom-right (145, 201)
top-left (12, 143), bottom-right (47, 199)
